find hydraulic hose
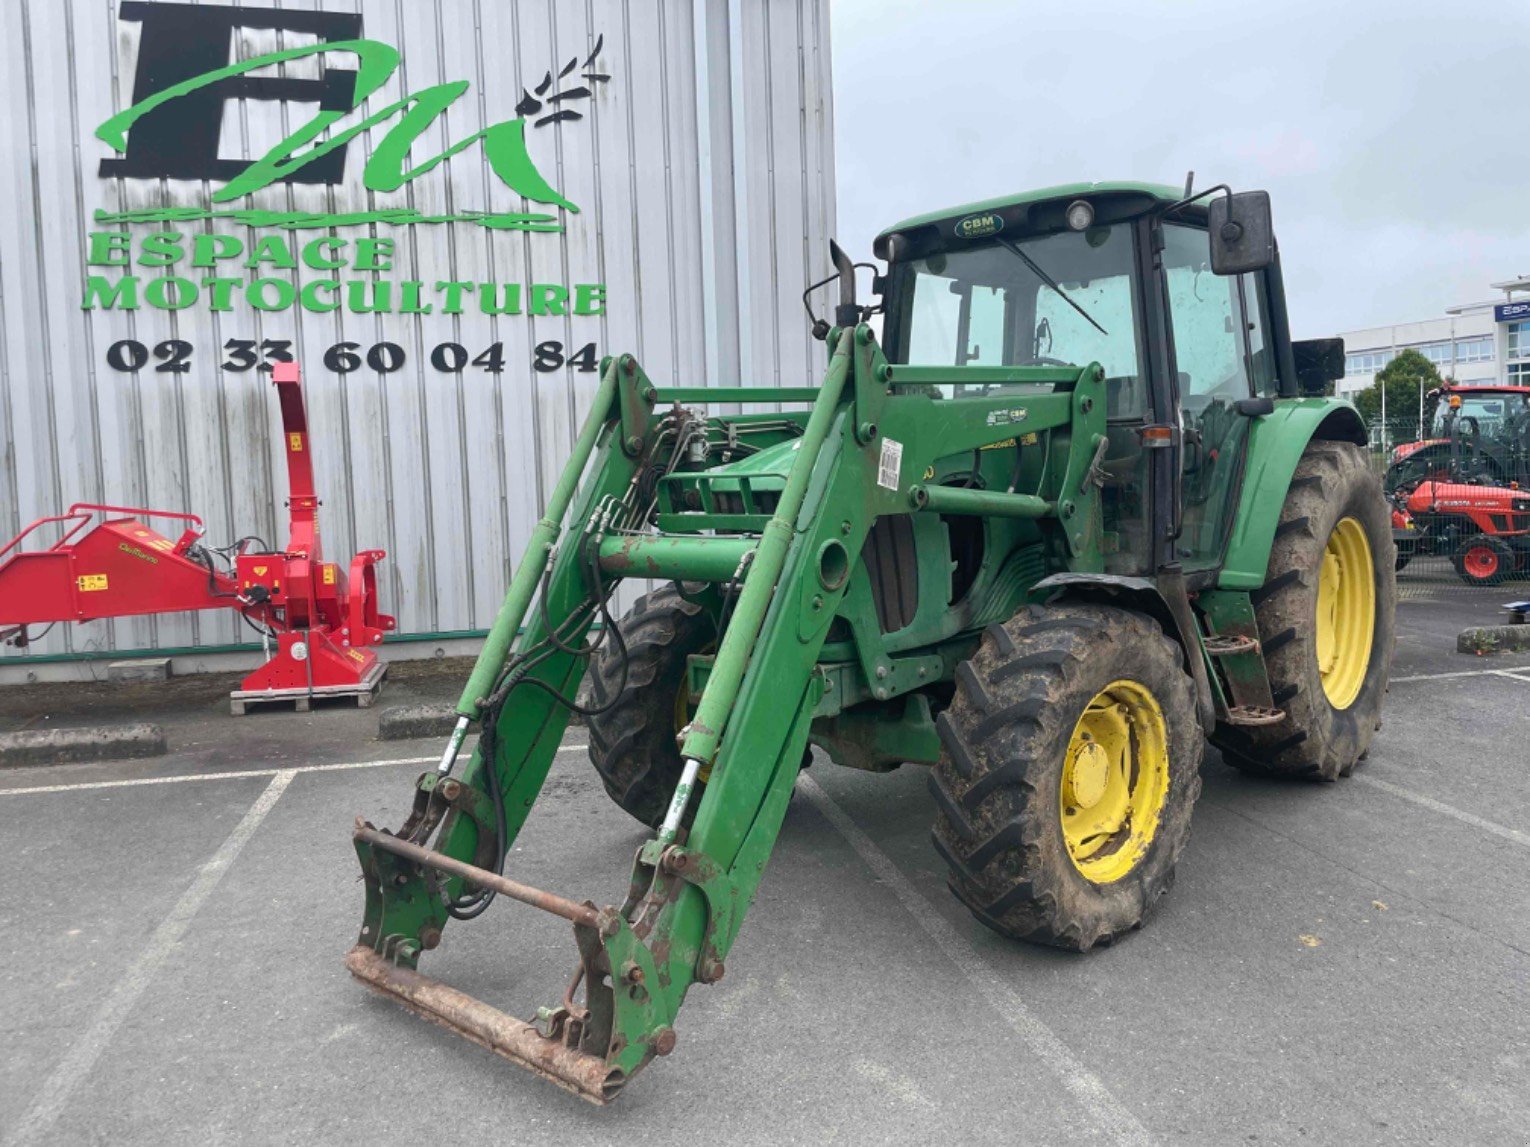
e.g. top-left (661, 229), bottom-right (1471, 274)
top-left (454, 356), bottom-right (623, 721)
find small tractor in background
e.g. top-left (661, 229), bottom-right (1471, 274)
top-left (0, 362), bottom-right (395, 710)
top-left (1385, 383), bottom-right (1530, 584)
top-left (345, 180), bottom-right (1395, 1103)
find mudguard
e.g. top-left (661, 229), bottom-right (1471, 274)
top-left (1218, 398), bottom-right (1367, 590)
top-left (1032, 570), bottom-right (1216, 732)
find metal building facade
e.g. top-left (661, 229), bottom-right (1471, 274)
top-left (0, 0), bottom-right (836, 667)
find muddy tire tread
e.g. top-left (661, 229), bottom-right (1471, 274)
top-left (585, 584), bottom-right (713, 828)
top-left (1211, 440), bottom-right (1396, 781)
top-left (931, 603), bottom-right (1203, 952)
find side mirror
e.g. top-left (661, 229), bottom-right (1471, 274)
top-left (1208, 191), bottom-right (1275, 275)
top-left (1292, 337), bottom-right (1345, 396)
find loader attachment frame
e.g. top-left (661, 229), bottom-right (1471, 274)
top-left (348, 326), bottom-right (1109, 1102)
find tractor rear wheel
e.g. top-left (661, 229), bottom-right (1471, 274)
top-left (1213, 440), bottom-right (1396, 781)
top-left (930, 604), bottom-right (1202, 952)
top-left (585, 584), bottom-right (715, 829)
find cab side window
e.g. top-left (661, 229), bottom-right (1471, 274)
top-left (1162, 224), bottom-right (1255, 568)
top-left (1162, 227), bottom-right (1253, 402)
top-left (1242, 272), bottom-right (1278, 395)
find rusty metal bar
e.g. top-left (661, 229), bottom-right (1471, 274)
top-left (344, 946), bottom-right (624, 1105)
top-left (353, 825), bottom-right (600, 928)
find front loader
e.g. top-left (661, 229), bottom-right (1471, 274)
top-left (347, 180), bottom-right (1395, 1102)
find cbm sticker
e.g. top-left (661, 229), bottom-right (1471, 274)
top-left (953, 213), bottom-right (1003, 240)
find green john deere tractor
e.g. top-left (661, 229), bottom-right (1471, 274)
top-left (347, 180), bottom-right (1394, 1102)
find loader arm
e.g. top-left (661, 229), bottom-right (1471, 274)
top-left (347, 325), bottom-right (1108, 1102)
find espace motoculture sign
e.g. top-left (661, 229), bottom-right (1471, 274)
top-left (85, 1), bottom-right (608, 378)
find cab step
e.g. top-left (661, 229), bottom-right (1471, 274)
top-left (1203, 634), bottom-right (1259, 657)
top-left (1226, 704), bottom-right (1285, 726)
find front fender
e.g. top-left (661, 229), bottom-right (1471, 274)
top-left (1032, 571), bottom-right (1216, 732)
top-left (1218, 398), bottom-right (1367, 590)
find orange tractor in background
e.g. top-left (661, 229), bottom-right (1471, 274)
top-left (1386, 383), bottom-right (1530, 585)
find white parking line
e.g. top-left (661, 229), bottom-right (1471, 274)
top-left (0, 756), bottom-right (435, 796)
top-left (1354, 775), bottom-right (1530, 850)
top-left (5, 771), bottom-right (296, 1147)
top-left (1388, 667), bottom-right (1530, 684)
top-left (0, 744), bottom-right (590, 797)
top-left (798, 775), bottom-right (1155, 1147)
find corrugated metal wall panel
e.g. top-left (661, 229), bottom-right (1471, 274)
top-left (0, 0), bottom-right (835, 663)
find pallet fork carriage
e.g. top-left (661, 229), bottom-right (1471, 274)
top-left (348, 181), bottom-right (1396, 1102)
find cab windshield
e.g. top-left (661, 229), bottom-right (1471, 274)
top-left (1432, 393), bottom-right (1529, 438)
top-left (885, 223), bottom-right (1147, 417)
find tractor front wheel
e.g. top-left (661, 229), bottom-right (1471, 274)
top-left (930, 604), bottom-right (1202, 952)
top-left (1214, 440), bottom-right (1396, 781)
top-left (585, 584), bottom-right (716, 829)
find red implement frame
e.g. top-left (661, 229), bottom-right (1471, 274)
top-left (0, 362), bottom-right (395, 709)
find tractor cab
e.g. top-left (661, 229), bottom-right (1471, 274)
top-left (1387, 383), bottom-right (1530, 495)
top-left (1432, 385), bottom-right (1530, 440)
top-left (871, 182), bottom-right (1327, 581)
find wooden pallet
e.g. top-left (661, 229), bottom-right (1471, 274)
top-left (230, 662), bottom-right (386, 715)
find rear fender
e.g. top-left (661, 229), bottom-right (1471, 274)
top-left (1219, 399), bottom-right (1367, 590)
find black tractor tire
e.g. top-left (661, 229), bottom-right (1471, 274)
top-left (585, 584), bottom-right (715, 829)
top-left (930, 603), bottom-right (1203, 952)
top-left (1452, 535), bottom-right (1514, 587)
top-left (1213, 440), bottom-right (1396, 781)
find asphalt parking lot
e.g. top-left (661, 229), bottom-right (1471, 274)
top-left (2, 585), bottom-right (1528, 1145)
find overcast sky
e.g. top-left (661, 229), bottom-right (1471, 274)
top-left (829, 0), bottom-right (1528, 337)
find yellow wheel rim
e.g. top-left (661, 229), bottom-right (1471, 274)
top-left (1315, 517), bottom-right (1375, 710)
top-left (1060, 680), bottom-right (1170, 885)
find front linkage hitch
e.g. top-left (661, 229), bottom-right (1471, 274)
top-left (347, 340), bottom-right (852, 1102)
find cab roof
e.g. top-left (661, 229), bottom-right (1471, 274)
top-left (875, 181), bottom-right (1184, 242)
top-left (1442, 382), bottom-right (1530, 395)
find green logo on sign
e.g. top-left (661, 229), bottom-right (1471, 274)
top-left (94, 32), bottom-right (607, 232)
top-left (953, 213), bottom-right (1004, 240)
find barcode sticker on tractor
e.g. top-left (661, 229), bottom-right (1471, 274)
top-left (878, 437), bottom-right (903, 490)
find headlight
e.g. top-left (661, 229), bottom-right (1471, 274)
top-left (1066, 200), bottom-right (1094, 232)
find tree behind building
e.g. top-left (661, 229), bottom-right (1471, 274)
top-left (1353, 349), bottom-right (1444, 443)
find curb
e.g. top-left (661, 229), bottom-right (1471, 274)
top-left (377, 702), bottom-right (590, 741)
top-left (1456, 625), bottom-right (1530, 655)
top-left (378, 704), bottom-right (459, 741)
top-left (0, 723), bottom-right (167, 767)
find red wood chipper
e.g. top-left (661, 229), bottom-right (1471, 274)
top-left (0, 362), bottom-right (395, 712)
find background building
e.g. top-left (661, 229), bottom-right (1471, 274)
top-left (1332, 275), bottom-right (1530, 400)
top-left (0, 0), bottom-right (836, 678)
